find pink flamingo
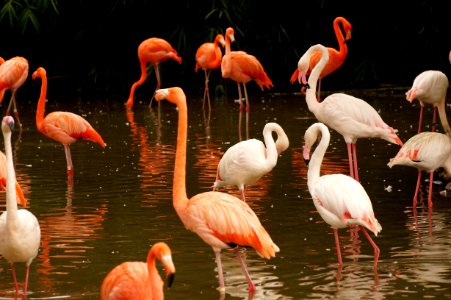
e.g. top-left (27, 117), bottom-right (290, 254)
top-left (195, 34), bottom-right (225, 109)
top-left (0, 150), bottom-right (27, 207)
top-left (154, 87), bottom-right (279, 294)
top-left (0, 116), bottom-right (41, 296)
top-left (213, 122), bottom-right (289, 201)
top-left (303, 122), bottom-right (382, 269)
top-left (295, 44), bottom-right (403, 182)
top-left (101, 242), bottom-right (175, 300)
top-left (32, 67), bottom-right (107, 177)
top-left (405, 70), bottom-right (449, 134)
top-left (125, 37), bottom-right (182, 109)
top-left (0, 56), bottom-right (29, 128)
top-left (221, 27), bottom-right (273, 112)
top-left (388, 131), bottom-right (451, 207)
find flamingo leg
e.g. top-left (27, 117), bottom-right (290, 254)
top-left (214, 250), bottom-right (226, 293)
top-left (203, 69), bottom-right (212, 111)
top-left (23, 265), bottom-right (30, 295)
top-left (352, 143), bottom-right (359, 182)
top-left (431, 106), bottom-right (437, 132)
top-left (333, 228), bottom-right (343, 266)
top-left (316, 79), bottom-right (322, 102)
top-left (237, 82), bottom-right (244, 111)
top-left (11, 263), bottom-right (19, 294)
top-left (243, 83), bottom-right (250, 112)
top-left (417, 106), bottom-right (424, 133)
top-left (428, 171), bottom-right (434, 207)
top-left (360, 227), bottom-right (380, 270)
top-left (6, 93), bottom-right (22, 128)
top-left (64, 144), bottom-right (74, 176)
top-left (346, 143), bottom-right (354, 179)
top-left (235, 248), bottom-right (256, 292)
top-left (240, 187), bottom-right (246, 202)
top-left (149, 64), bottom-right (162, 108)
top-left (413, 169), bottom-right (422, 208)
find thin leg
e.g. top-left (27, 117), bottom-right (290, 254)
top-left (235, 248), bottom-right (256, 292)
top-left (240, 187), bottom-right (246, 202)
top-left (346, 143), bottom-right (354, 179)
top-left (243, 83), bottom-right (250, 112)
top-left (64, 145), bottom-right (74, 176)
top-left (413, 169), bottom-right (422, 208)
top-left (23, 265), bottom-right (30, 295)
top-left (428, 171), bottom-right (434, 207)
top-left (149, 65), bottom-right (161, 108)
top-left (360, 227), bottom-right (380, 270)
top-left (11, 263), bottom-right (19, 294)
top-left (417, 106), bottom-right (424, 133)
top-left (204, 70), bottom-right (212, 111)
top-left (316, 79), bottom-right (322, 102)
top-left (432, 106), bottom-right (437, 132)
top-left (214, 250), bottom-right (226, 293)
top-left (333, 228), bottom-right (343, 266)
top-left (237, 82), bottom-right (244, 111)
top-left (352, 143), bottom-right (359, 182)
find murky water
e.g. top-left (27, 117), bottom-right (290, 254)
top-left (1, 87), bottom-right (451, 299)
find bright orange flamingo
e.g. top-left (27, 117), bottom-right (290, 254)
top-left (32, 67), bottom-right (106, 177)
top-left (125, 37), bottom-right (182, 110)
top-left (195, 34), bottom-right (225, 109)
top-left (290, 17), bottom-right (352, 100)
top-left (0, 116), bottom-right (41, 296)
top-left (100, 242), bottom-right (176, 300)
top-left (221, 27), bottom-right (273, 112)
top-left (0, 56), bottom-right (29, 128)
top-left (0, 150), bottom-right (26, 207)
top-left (154, 87), bottom-right (279, 294)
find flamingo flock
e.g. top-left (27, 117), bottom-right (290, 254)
top-left (0, 18), bottom-right (450, 299)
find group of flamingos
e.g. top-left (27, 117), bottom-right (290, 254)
top-left (0, 16), bottom-right (450, 298)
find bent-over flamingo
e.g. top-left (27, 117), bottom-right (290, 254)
top-left (154, 87), bottom-right (279, 293)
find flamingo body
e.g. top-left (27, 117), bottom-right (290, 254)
top-left (125, 38), bottom-right (182, 109)
top-left (405, 70), bottom-right (449, 134)
top-left (0, 116), bottom-right (41, 295)
top-left (154, 87), bottom-right (279, 293)
top-left (213, 122), bottom-right (289, 200)
top-left (101, 242), bottom-right (175, 300)
top-left (303, 122), bottom-right (381, 267)
top-left (32, 67), bottom-right (106, 176)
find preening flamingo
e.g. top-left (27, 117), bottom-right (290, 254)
top-left (154, 87), bottom-right (279, 293)
top-left (387, 132), bottom-right (451, 208)
top-left (125, 37), bottom-right (182, 109)
top-left (0, 150), bottom-right (27, 207)
top-left (0, 116), bottom-right (41, 296)
top-left (303, 122), bottom-right (381, 268)
top-left (290, 17), bottom-right (352, 101)
top-left (221, 27), bottom-right (273, 112)
top-left (100, 242), bottom-right (176, 300)
top-left (295, 44), bottom-right (403, 182)
top-left (213, 122), bottom-right (290, 201)
top-left (405, 70), bottom-right (450, 134)
top-left (0, 56), bottom-right (29, 128)
top-left (32, 67), bottom-right (107, 177)
top-left (195, 34), bottom-right (225, 109)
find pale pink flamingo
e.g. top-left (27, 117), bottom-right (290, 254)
top-left (0, 56), bottom-right (29, 128)
top-left (0, 116), bottom-right (41, 296)
top-left (405, 70), bottom-right (449, 134)
top-left (221, 27), bottom-right (273, 112)
top-left (295, 44), bottom-right (403, 181)
top-left (213, 122), bottom-right (289, 201)
top-left (154, 87), bottom-right (279, 293)
top-left (100, 242), bottom-right (176, 300)
top-left (387, 131), bottom-right (451, 208)
top-left (195, 34), bottom-right (225, 109)
top-left (290, 16), bottom-right (352, 100)
top-left (32, 67), bottom-right (107, 177)
top-left (0, 150), bottom-right (27, 207)
top-left (125, 37), bottom-right (182, 110)
top-left (303, 122), bottom-right (382, 269)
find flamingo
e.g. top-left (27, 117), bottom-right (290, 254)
top-left (290, 16), bottom-right (352, 101)
top-left (0, 150), bottom-right (27, 207)
top-left (32, 67), bottom-right (107, 177)
top-left (0, 56), bottom-right (29, 128)
top-left (387, 132), bottom-right (451, 208)
top-left (0, 116), bottom-right (41, 295)
top-left (295, 44), bottom-right (403, 182)
top-left (405, 70), bottom-right (450, 134)
top-left (154, 87), bottom-right (279, 293)
top-left (221, 27), bottom-right (273, 112)
top-left (213, 122), bottom-right (290, 201)
top-left (125, 37), bottom-right (182, 110)
top-left (303, 122), bottom-right (382, 268)
top-left (100, 242), bottom-right (176, 300)
top-left (195, 34), bottom-right (225, 109)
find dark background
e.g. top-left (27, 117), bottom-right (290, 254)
top-left (1, 0), bottom-right (450, 100)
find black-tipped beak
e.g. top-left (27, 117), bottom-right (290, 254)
top-left (301, 82), bottom-right (310, 90)
top-left (304, 158), bottom-right (310, 166)
top-left (167, 272), bottom-right (175, 288)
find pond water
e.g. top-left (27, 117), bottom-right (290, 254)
top-left (1, 86), bottom-right (451, 299)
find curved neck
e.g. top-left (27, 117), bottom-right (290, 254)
top-left (36, 73), bottom-right (48, 130)
top-left (262, 127), bottom-right (279, 169)
top-left (4, 128), bottom-right (17, 216)
top-left (173, 96), bottom-right (189, 212)
top-left (146, 251), bottom-right (163, 298)
top-left (222, 33), bottom-right (232, 77)
top-left (307, 125), bottom-right (330, 193)
top-left (305, 45), bottom-right (329, 113)
top-left (333, 18), bottom-right (348, 58)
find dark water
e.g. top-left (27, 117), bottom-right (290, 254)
top-left (1, 87), bottom-right (451, 299)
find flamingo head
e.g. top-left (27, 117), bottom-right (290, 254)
top-left (1, 116), bottom-right (14, 133)
top-left (225, 27), bottom-right (235, 43)
top-left (32, 67), bottom-right (46, 80)
top-left (216, 34), bottom-right (225, 47)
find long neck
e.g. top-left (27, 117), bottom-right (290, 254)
top-left (173, 97), bottom-right (189, 212)
top-left (306, 46), bottom-right (328, 114)
top-left (262, 128), bottom-right (279, 170)
top-left (147, 251), bottom-right (163, 299)
top-left (222, 35), bottom-right (232, 78)
top-left (307, 125), bottom-right (330, 193)
top-left (334, 18), bottom-right (348, 58)
top-left (4, 129), bottom-right (18, 218)
top-left (36, 74), bottom-right (48, 130)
